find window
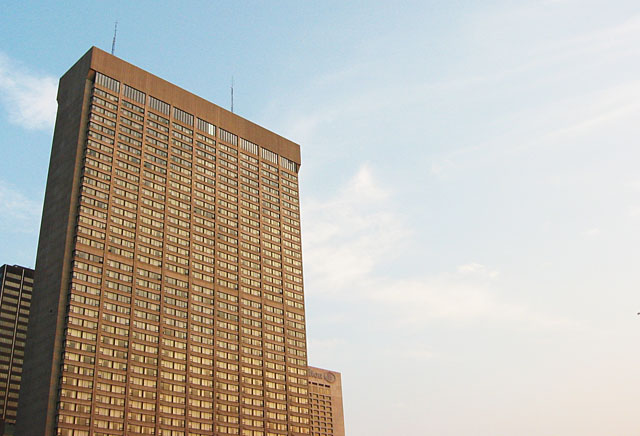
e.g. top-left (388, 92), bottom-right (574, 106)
top-left (240, 138), bottom-right (259, 155)
top-left (281, 156), bottom-right (298, 173)
top-left (197, 118), bottom-right (216, 136)
top-left (174, 107), bottom-right (194, 126)
top-left (149, 95), bottom-right (170, 115)
top-left (219, 128), bottom-right (238, 146)
top-left (95, 72), bottom-right (120, 93)
top-left (261, 148), bottom-right (278, 164)
top-left (123, 84), bottom-right (146, 104)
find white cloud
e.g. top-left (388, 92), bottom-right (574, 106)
top-left (584, 227), bottom-right (600, 237)
top-left (370, 273), bottom-right (579, 330)
top-left (303, 165), bottom-right (579, 330)
top-left (544, 14), bottom-right (640, 59)
top-left (307, 338), bottom-right (347, 361)
top-left (537, 81), bottom-right (640, 143)
top-left (389, 346), bottom-right (438, 362)
top-left (0, 181), bottom-right (42, 233)
top-left (457, 262), bottom-right (499, 278)
top-left (629, 206), bottom-right (640, 218)
top-left (428, 78), bottom-right (640, 180)
top-left (270, 8), bottom-right (640, 190)
top-left (302, 164), bottom-right (407, 293)
top-left (0, 52), bottom-right (57, 131)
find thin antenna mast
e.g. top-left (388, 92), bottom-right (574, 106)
top-left (111, 21), bottom-right (118, 55)
top-left (231, 76), bottom-right (234, 113)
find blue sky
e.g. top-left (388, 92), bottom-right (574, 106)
top-left (2, 1), bottom-right (640, 434)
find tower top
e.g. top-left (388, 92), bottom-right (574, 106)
top-left (111, 21), bottom-right (118, 55)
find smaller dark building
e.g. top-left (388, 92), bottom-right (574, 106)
top-left (0, 265), bottom-right (33, 434)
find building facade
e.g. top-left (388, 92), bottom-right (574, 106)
top-left (0, 264), bottom-right (33, 434)
top-left (18, 47), bottom-right (309, 436)
top-left (307, 367), bottom-right (344, 436)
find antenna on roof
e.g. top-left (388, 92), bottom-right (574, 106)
top-left (231, 76), bottom-right (234, 113)
top-left (111, 21), bottom-right (118, 55)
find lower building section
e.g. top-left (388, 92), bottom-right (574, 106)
top-left (307, 367), bottom-right (345, 436)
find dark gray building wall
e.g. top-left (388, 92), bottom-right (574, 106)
top-left (16, 49), bottom-right (94, 436)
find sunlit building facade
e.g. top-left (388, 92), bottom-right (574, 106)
top-left (307, 367), bottom-right (344, 436)
top-left (17, 47), bottom-right (309, 436)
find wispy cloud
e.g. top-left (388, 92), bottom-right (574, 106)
top-left (536, 14), bottom-right (640, 60)
top-left (457, 262), bottom-right (499, 278)
top-left (307, 337), bottom-right (348, 364)
top-left (302, 164), bottom-right (408, 292)
top-left (303, 165), bottom-right (578, 330)
top-left (370, 273), bottom-right (579, 330)
top-left (0, 181), bottom-right (42, 233)
top-left (428, 78), bottom-right (640, 180)
top-left (387, 346), bottom-right (438, 362)
top-left (0, 52), bottom-right (57, 131)
top-left (272, 8), bottom-right (640, 187)
top-left (584, 227), bottom-right (600, 237)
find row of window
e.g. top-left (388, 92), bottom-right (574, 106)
top-left (94, 75), bottom-right (299, 175)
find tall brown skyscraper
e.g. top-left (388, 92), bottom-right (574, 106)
top-left (0, 264), bottom-right (33, 434)
top-left (18, 47), bottom-right (309, 436)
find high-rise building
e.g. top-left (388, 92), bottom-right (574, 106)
top-left (0, 264), bottom-right (33, 434)
top-left (307, 367), bottom-right (344, 436)
top-left (17, 47), bottom-right (309, 436)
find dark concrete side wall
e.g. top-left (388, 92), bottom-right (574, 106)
top-left (16, 49), bottom-right (94, 436)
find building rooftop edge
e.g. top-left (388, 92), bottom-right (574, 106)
top-left (72, 46), bottom-right (302, 165)
top-left (308, 365), bottom-right (342, 375)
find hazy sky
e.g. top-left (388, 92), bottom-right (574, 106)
top-left (1, 1), bottom-right (640, 434)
